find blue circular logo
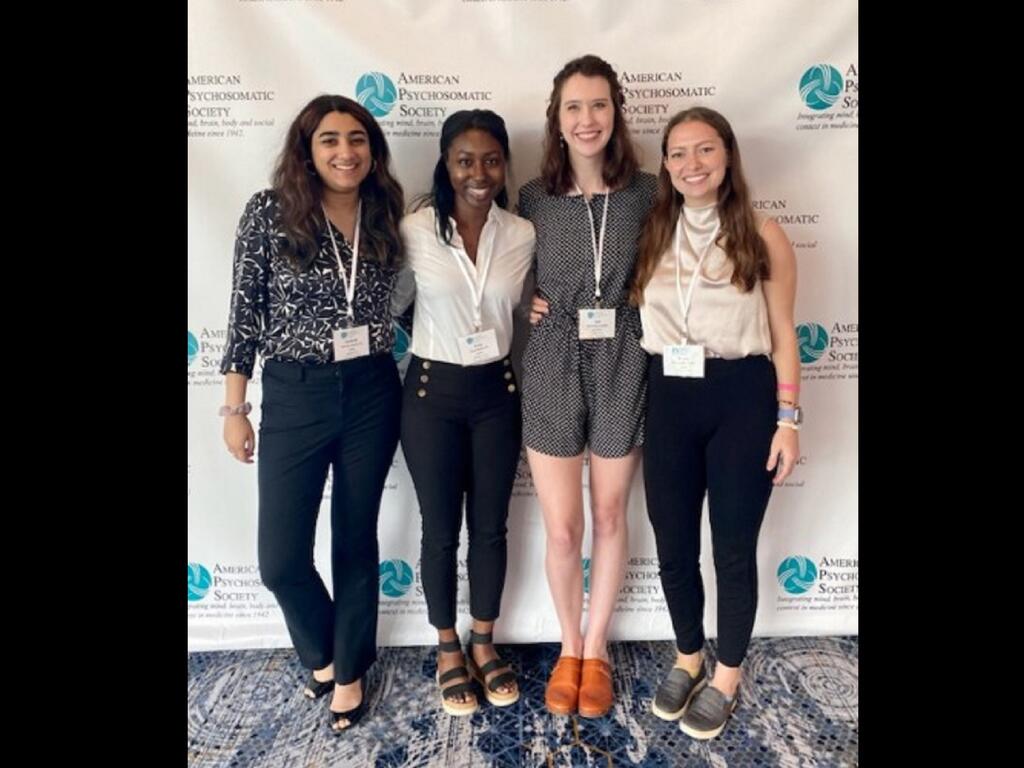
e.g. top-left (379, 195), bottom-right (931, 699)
top-left (582, 557), bottom-right (592, 594)
top-left (188, 331), bottom-right (199, 367)
top-left (796, 323), bottom-right (829, 364)
top-left (379, 559), bottom-right (413, 597)
top-left (777, 556), bottom-right (817, 594)
top-left (188, 562), bottom-right (212, 602)
top-left (799, 65), bottom-right (843, 110)
top-left (356, 72), bottom-right (397, 117)
top-left (392, 322), bottom-right (410, 362)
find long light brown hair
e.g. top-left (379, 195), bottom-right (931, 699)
top-left (631, 107), bottom-right (768, 306)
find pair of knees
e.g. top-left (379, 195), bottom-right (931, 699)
top-left (546, 507), bottom-right (625, 557)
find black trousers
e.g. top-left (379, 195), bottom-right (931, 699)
top-left (257, 354), bottom-right (401, 684)
top-left (643, 354), bottom-right (777, 667)
top-left (400, 355), bottom-right (522, 629)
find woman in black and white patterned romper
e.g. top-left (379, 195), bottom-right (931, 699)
top-left (518, 55), bottom-right (657, 718)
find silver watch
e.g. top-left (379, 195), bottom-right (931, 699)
top-left (777, 405), bottom-right (803, 425)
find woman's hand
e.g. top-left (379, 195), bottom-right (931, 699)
top-left (766, 427), bottom-right (799, 486)
top-left (224, 415), bottom-right (256, 464)
top-left (529, 294), bottom-right (550, 325)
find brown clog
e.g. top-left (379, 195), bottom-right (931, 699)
top-left (544, 656), bottom-right (582, 715)
top-left (578, 658), bottom-right (613, 718)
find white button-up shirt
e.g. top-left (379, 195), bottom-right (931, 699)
top-left (393, 203), bottom-right (535, 365)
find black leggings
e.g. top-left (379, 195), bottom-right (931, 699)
top-left (257, 354), bottom-right (401, 684)
top-left (400, 355), bottom-right (522, 629)
top-left (643, 354), bottom-right (777, 667)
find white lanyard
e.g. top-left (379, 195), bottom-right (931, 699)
top-left (575, 182), bottom-right (610, 305)
top-left (323, 200), bottom-right (361, 321)
top-left (673, 211), bottom-right (720, 343)
top-left (447, 220), bottom-right (495, 333)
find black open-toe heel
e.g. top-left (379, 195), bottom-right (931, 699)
top-left (304, 672), bottom-right (334, 699)
top-left (329, 678), bottom-right (368, 732)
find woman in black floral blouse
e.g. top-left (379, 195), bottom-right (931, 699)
top-left (219, 94), bottom-right (404, 733)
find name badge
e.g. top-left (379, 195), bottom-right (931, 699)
top-left (578, 308), bottom-right (616, 339)
top-left (332, 325), bottom-right (370, 361)
top-left (458, 327), bottom-right (500, 365)
top-left (663, 344), bottom-right (705, 378)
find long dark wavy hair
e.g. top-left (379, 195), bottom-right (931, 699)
top-left (539, 54), bottom-right (639, 195)
top-left (271, 94), bottom-right (404, 271)
top-left (631, 107), bottom-right (769, 306)
top-left (412, 109), bottom-right (511, 245)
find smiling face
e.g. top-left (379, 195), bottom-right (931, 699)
top-left (558, 74), bottom-right (615, 163)
top-left (310, 110), bottom-right (373, 196)
top-left (445, 128), bottom-right (507, 218)
top-left (663, 119), bottom-right (729, 207)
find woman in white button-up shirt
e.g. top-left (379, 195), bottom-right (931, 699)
top-left (392, 110), bottom-right (535, 717)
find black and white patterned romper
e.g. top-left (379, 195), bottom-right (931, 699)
top-left (518, 172), bottom-right (658, 458)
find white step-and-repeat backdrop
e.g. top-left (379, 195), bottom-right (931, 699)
top-left (188, 0), bottom-right (858, 650)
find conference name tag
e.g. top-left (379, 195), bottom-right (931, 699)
top-left (458, 328), bottom-right (500, 365)
top-left (332, 325), bottom-right (370, 361)
top-left (578, 308), bottom-right (616, 339)
top-left (663, 344), bottom-right (705, 378)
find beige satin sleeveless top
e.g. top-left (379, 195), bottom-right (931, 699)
top-left (639, 203), bottom-right (772, 358)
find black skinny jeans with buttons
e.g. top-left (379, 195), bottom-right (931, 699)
top-left (399, 354), bottom-right (522, 629)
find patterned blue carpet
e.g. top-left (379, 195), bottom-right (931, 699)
top-left (188, 637), bottom-right (857, 767)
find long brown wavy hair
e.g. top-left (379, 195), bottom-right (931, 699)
top-left (539, 54), bottom-right (639, 195)
top-left (271, 94), bottom-right (404, 271)
top-left (631, 107), bottom-right (768, 306)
